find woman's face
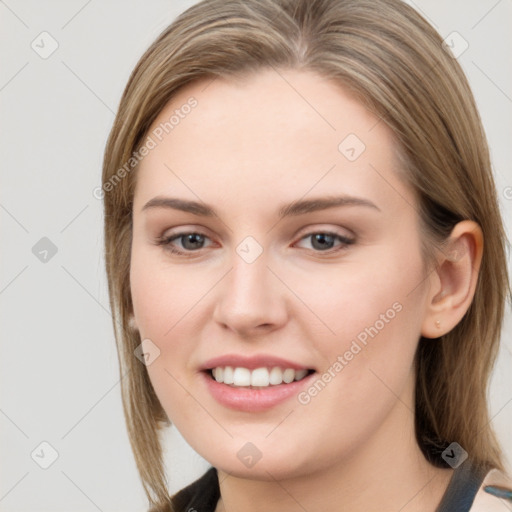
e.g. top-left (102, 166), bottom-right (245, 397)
top-left (130, 69), bottom-right (434, 479)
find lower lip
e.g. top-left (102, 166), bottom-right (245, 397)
top-left (201, 371), bottom-right (316, 412)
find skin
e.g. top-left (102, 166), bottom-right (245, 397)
top-left (129, 68), bottom-right (483, 511)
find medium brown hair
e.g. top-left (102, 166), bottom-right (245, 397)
top-left (101, 0), bottom-right (511, 509)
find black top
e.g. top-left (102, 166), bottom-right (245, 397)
top-left (171, 459), bottom-right (490, 512)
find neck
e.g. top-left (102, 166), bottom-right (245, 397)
top-left (214, 376), bottom-right (453, 512)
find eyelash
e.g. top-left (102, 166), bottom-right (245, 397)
top-left (155, 230), bottom-right (355, 257)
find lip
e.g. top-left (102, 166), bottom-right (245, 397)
top-left (200, 353), bottom-right (313, 371)
top-left (201, 370), bottom-right (316, 412)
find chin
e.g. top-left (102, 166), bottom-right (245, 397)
top-left (214, 457), bottom-right (312, 481)
top-left (193, 434), bottom-right (326, 481)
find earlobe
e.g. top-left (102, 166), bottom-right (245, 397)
top-left (421, 220), bottom-right (483, 339)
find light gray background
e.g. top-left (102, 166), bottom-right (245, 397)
top-left (1, 1), bottom-right (511, 510)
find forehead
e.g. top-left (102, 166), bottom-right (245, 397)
top-left (134, 68), bottom-right (415, 218)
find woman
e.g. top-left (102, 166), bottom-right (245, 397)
top-left (101, 0), bottom-right (512, 510)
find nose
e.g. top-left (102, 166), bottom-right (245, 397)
top-left (212, 247), bottom-right (288, 338)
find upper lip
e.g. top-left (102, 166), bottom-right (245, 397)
top-left (201, 354), bottom-right (314, 371)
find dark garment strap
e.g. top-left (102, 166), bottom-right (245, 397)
top-left (436, 459), bottom-right (489, 512)
top-left (171, 466), bottom-right (219, 512)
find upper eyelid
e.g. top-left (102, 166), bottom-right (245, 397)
top-left (161, 227), bottom-right (355, 250)
top-left (160, 223), bottom-right (355, 239)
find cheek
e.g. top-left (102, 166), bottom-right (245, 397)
top-left (295, 244), bottom-right (426, 409)
top-left (293, 243), bottom-right (426, 346)
top-left (129, 247), bottom-right (205, 426)
top-left (129, 243), bottom-right (210, 340)
top-left (129, 242), bottom-right (226, 406)
top-left (284, 259), bottom-right (425, 466)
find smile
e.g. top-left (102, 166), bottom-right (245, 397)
top-left (209, 366), bottom-right (314, 388)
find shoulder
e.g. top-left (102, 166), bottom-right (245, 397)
top-left (469, 468), bottom-right (512, 511)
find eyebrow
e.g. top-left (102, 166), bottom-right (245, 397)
top-left (141, 195), bottom-right (381, 218)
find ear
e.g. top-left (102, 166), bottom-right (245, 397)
top-left (421, 220), bottom-right (483, 339)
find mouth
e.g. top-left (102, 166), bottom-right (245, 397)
top-left (204, 366), bottom-right (316, 389)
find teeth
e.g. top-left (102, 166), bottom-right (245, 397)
top-left (210, 366), bottom-right (310, 387)
top-left (294, 369), bottom-right (308, 381)
top-left (251, 368), bottom-right (269, 386)
top-left (223, 366), bottom-right (234, 384)
top-left (213, 367), bottom-right (223, 382)
top-left (283, 368), bottom-right (295, 383)
top-left (269, 367), bottom-right (283, 385)
top-left (233, 367), bottom-right (251, 386)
